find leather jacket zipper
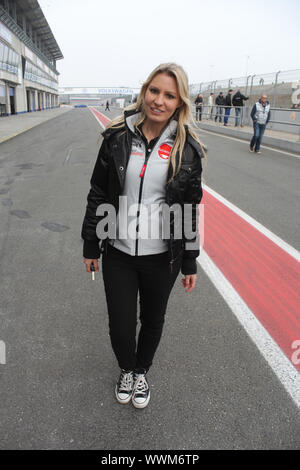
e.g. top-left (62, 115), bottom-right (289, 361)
top-left (169, 234), bottom-right (174, 273)
top-left (165, 186), bottom-right (174, 273)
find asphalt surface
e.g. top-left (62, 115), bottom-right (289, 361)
top-left (0, 107), bottom-right (299, 450)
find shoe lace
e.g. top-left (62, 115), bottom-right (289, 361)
top-left (134, 374), bottom-right (148, 394)
top-left (119, 371), bottom-right (133, 391)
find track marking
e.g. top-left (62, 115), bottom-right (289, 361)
top-left (89, 107), bottom-right (110, 130)
top-left (201, 188), bottom-right (300, 373)
top-left (0, 108), bottom-right (73, 145)
top-left (198, 250), bottom-right (300, 408)
top-left (204, 185), bottom-right (299, 262)
top-left (0, 124), bottom-right (45, 144)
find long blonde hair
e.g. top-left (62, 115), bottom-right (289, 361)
top-left (105, 62), bottom-right (207, 182)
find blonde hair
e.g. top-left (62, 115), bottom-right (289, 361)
top-left (105, 62), bottom-right (207, 182)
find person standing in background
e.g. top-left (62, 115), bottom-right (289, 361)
top-left (194, 93), bottom-right (203, 121)
top-left (250, 94), bottom-right (271, 154)
top-left (224, 89), bottom-right (233, 126)
top-left (232, 89), bottom-right (248, 127)
top-left (215, 92), bottom-right (226, 123)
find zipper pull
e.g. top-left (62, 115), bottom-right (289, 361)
top-left (140, 164), bottom-right (146, 178)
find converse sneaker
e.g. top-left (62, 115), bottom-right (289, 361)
top-left (132, 370), bottom-right (150, 409)
top-left (115, 369), bottom-right (134, 404)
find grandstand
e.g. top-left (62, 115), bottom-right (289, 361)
top-left (0, 0), bottom-right (63, 116)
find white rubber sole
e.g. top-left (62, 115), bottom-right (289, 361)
top-left (132, 390), bottom-right (151, 409)
top-left (115, 385), bottom-right (133, 404)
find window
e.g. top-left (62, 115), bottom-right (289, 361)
top-left (24, 59), bottom-right (58, 90)
top-left (0, 40), bottom-right (18, 75)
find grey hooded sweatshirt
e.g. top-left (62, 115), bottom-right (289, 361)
top-left (108, 112), bottom-right (178, 256)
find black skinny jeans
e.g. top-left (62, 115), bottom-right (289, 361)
top-left (102, 243), bottom-right (183, 373)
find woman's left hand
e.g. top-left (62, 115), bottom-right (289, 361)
top-left (181, 274), bottom-right (197, 293)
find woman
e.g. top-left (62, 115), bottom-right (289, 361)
top-left (194, 93), bottom-right (203, 121)
top-left (81, 63), bottom-right (206, 409)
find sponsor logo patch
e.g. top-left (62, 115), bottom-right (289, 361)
top-left (158, 143), bottom-right (172, 160)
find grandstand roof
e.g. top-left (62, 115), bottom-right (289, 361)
top-left (16, 0), bottom-right (63, 60)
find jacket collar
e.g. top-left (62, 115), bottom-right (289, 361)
top-left (103, 109), bottom-right (205, 164)
top-left (124, 109), bottom-right (178, 141)
top-left (258, 99), bottom-right (269, 106)
top-left (100, 108), bottom-right (138, 140)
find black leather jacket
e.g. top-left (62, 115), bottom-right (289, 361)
top-left (232, 92), bottom-right (249, 107)
top-left (81, 110), bottom-right (205, 275)
top-left (215, 95), bottom-right (226, 106)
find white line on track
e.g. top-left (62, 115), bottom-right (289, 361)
top-left (197, 250), bottom-right (300, 409)
top-left (89, 107), bottom-right (106, 130)
top-left (198, 127), bottom-right (300, 159)
top-left (204, 185), bottom-right (300, 262)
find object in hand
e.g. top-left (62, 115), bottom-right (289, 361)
top-left (91, 262), bottom-right (95, 281)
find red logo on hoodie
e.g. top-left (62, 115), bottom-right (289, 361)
top-left (158, 143), bottom-right (172, 160)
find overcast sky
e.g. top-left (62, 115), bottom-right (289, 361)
top-left (38, 0), bottom-right (300, 88)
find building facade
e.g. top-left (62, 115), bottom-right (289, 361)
top-left (59, 87), bottom-right (140, 108)
top-left (0, 0), bottom-right (63, 116)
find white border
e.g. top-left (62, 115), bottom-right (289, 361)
top-left (204, 185), bottom-right (300, 262)
top-left (197, 250), bottom-right (300, 409)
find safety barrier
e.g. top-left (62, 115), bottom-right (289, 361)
top-left (194, 105), bottom-right (300, 138)
top-left (190, 69), bottom-right (300, 109)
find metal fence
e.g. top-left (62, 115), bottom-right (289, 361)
top-left (190, 69), bottom-right (300, 109)
top-left (193, 104), bottom-right (300, 139)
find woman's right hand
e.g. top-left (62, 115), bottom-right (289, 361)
top-left (84, 258), bottom-right (99, 273)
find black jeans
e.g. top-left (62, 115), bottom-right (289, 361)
top-left (102, 243), bottom-right (182, 373)
top-left (196, 105), bottom-right (202, 121)
top-left (215, 106), bottom-right (224, 122)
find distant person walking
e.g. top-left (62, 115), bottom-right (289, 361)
top-left (232, 89), bottom-right (248, 127)
top-left (208, 93), bottom-right (214, 120)
top-left (215, 92), bottom-right (226, 123)
top-left (224, 89), bottom-right (233, 126)
top-left (194, 93), bottom-right (203, 121)
top-left (250, 94), bottom-right (271, 154)
top-left (105, 101), bottom-right (110, 111)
